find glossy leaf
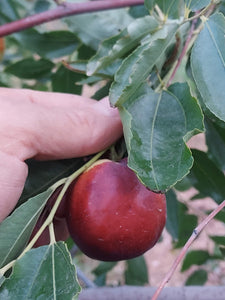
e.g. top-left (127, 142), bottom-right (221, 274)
top-left (110, 22), bottom-right (179, 106)
top-left (185, 270), bottom-right (208, 286)
top-left (185, 0), bottom-right (210, 11)
top-left (125, 256), bottom-right (148, 286)
top-left (0, 243), bottom-right (81, 299)
top-left (181, 250), bottom-right (210, 271)
top-left (0, 189), bottom-right (53, 268)
top-left (120, 83), bottom-right (203, 191)
top-left (165, 189), bottom-right (179, 240)
top-left (5, 57), bottom-right (54, 79)
top-left (191, 13), bottom-right (225, 121)
top-left (189, 149), bottom-right (225, 204)
top-left (87, 16), bottom-right (159, 75)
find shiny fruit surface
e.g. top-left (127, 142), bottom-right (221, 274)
top-left (66, 159), bottom-right (166, 261)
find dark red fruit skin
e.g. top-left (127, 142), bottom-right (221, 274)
top-left (66, 159), bottom-right (166, 261)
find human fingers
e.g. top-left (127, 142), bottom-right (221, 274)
top-left (30, 92), bottom-right (123, 160)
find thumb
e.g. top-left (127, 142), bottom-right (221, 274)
top-left (29, 93), bottom-right (123, 160)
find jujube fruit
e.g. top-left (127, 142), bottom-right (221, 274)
top-left (66, 159), bottom-right (166, 261)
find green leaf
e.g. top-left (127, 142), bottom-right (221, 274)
top-left (91, 81), bottom-right (112, 100)
top-left (93, 261), bottom-right (117, 286)
top-left (205, 117), bottom-right (225, 170)
top-left (185, 269), bottom-right (208, 286)
top-left (189, 149), bottom-right (225, 204)
top-left (5, 57), bottom-right (54, 79)
top-left (144, 0), bottom-right (156, 11)
top-left (19, 158), bottom-right (84, 205)
top-left (52, 65), bottom-right (83, 95)
top-left (0, 275), bottom-right (5, 288)
top-left (0, 0), bottom-right (20, 23)
top-left (175, 203), bottom-right (198, 248)
top-left (212, 209), bottom-right (225, 223)
top-left (165, 190), bottom-right (179, 240)
top-left (34, 0), bottom-right (51, 13)
top-left (93, 262), bottom-right (117, 276)
top-left (120, 82), bottom-right (203, 191)
top-left (0, 189), bottom-right (53, 268)
top-left (0, 243), bottom-right (81, 299)
top-left (125, 256), bottom-right (148, 286)
top-left (110, 22), bottom-right (179, 106)
top-left (129, 5), bottom-right (149, 18)
top-left (210, 235), bottom-right (225, 246)
top-left (16, 29), bottom-right (80, 59)
top-left (191, 13), bottom-right (225, 121)
top-left (185, 0), bottom-right (210, 11)
top-left (87, 16), bottom-right (159, 76)
top-left (181, 250), bottom-right (210, 271)
top-left (145, 0), bottom-right (183, 18)
top-left (65, 9), bottom-right (133, 50)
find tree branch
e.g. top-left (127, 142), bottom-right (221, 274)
top-left (0, 0), bottom-right (145, 37)
top-left (151, 199), bottom-right (225, 300)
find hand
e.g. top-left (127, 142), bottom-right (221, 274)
top-left (0, 88), bottom-right (122, 222)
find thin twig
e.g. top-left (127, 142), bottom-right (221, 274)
top-left (0, 0), bottom-right (144, 37)
top-left (151, 199), bottom-right (225, 300)
top-left (166, 15), bottom-right (198, 87)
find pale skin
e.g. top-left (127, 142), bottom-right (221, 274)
top-left (0, 88), bottom-right (123, 223)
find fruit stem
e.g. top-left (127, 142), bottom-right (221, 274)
top-left (0, 149), bottom-right (108, 276)
top-left (49, 222), bottom-right (56, 245)
top-left (0, 260), bottom-right (16, 277)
